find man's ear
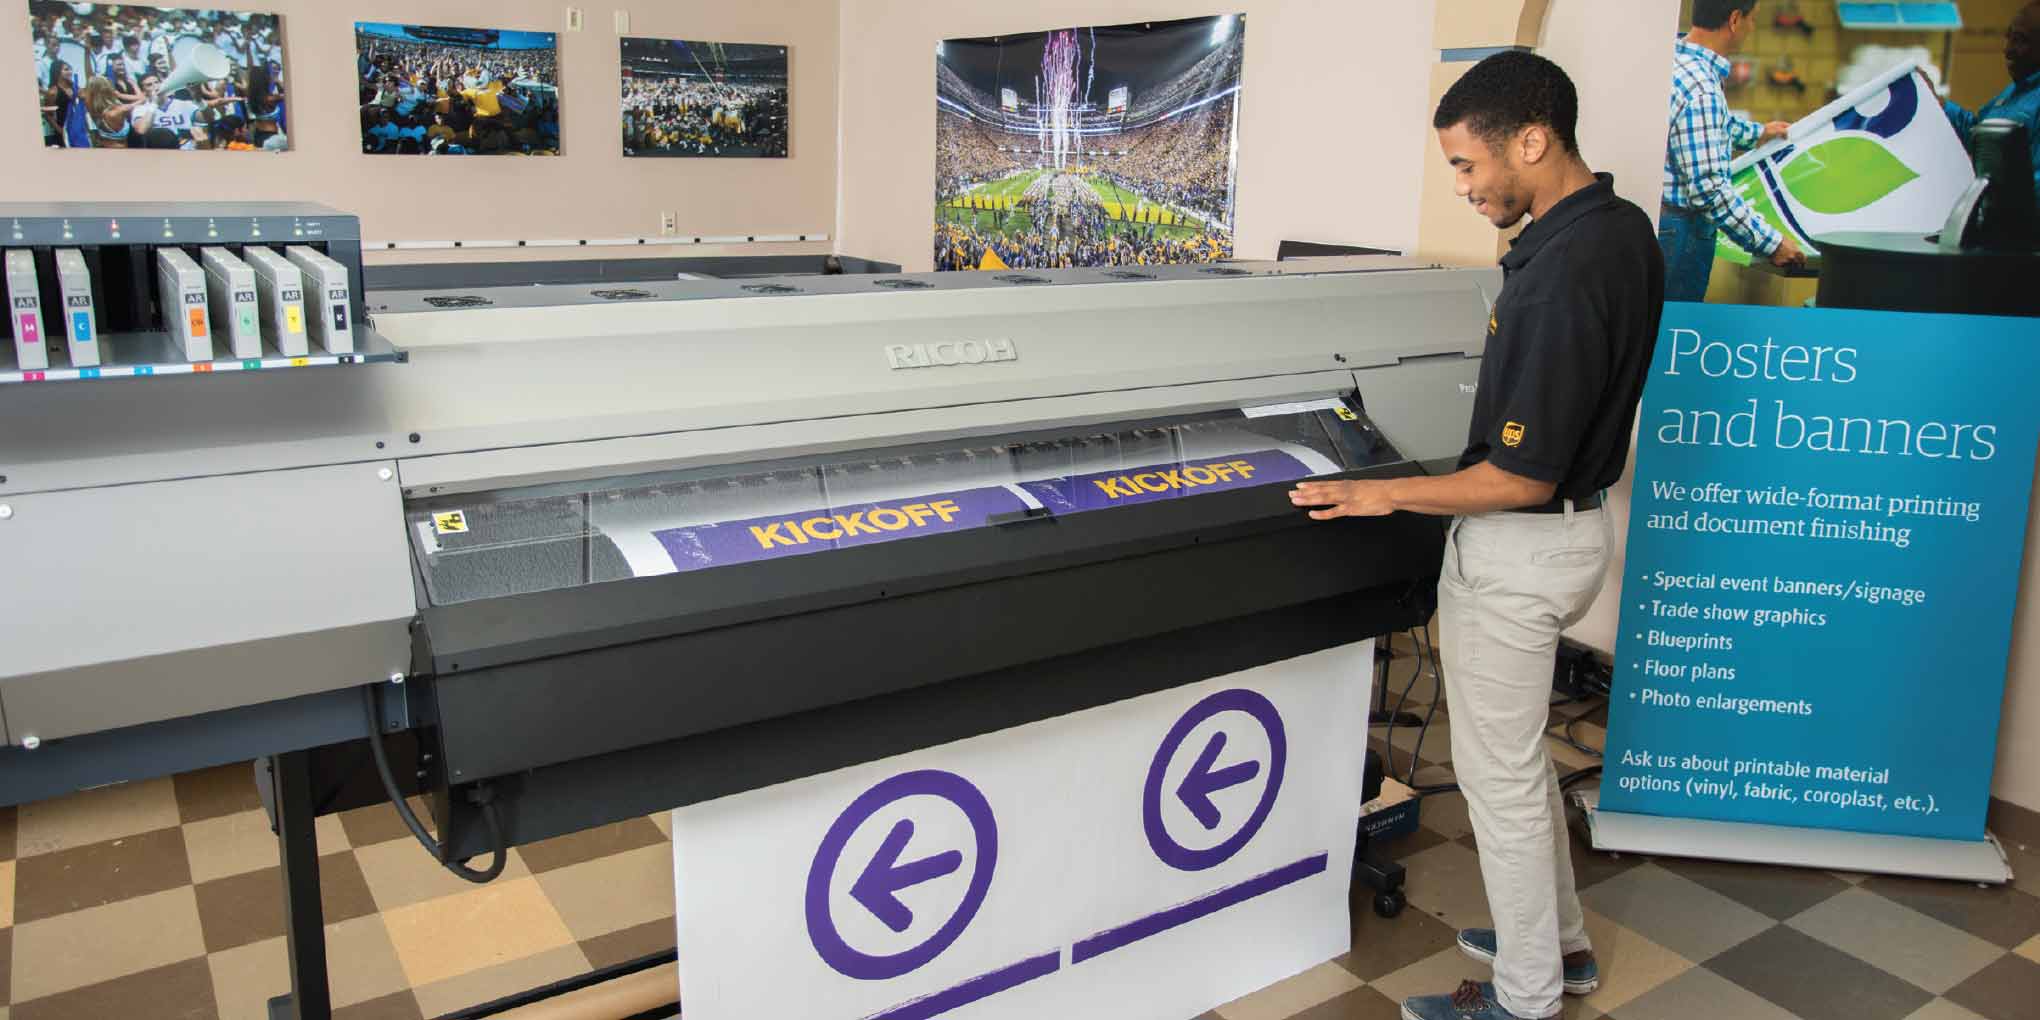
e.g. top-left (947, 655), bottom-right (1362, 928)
top-left (1517, 123), bottom-right (1550, 166)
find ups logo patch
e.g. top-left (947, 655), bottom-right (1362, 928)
top-left (1501, 421), bottom-right (1525, 447)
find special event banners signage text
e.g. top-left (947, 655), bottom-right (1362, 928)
top-left (1600, 303), bottom-right (2040, 841)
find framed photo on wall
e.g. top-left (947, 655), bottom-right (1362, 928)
top-left (29, 2), bottom-right (289, 151)
top-left (934, 14), bottom-right (1244, 271)
top-left (355, 22), bottom-right (560, 156)
top-left (621, 37), bottom-right (789, 158)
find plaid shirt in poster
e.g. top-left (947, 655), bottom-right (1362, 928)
top-left (1663, 38), bottom-right (1782, 256)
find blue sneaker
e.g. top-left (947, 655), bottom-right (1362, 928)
top-left (1455, 928), bottom-right (1600, 995)
top-left (1400, 981), bottom-right (1539, 1020)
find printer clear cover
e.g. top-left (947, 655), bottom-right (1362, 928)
top-left (404, 401), bottom-right (1406, 606)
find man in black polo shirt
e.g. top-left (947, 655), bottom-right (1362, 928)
top-left (1289, 52), bottom-right (1663, 1020)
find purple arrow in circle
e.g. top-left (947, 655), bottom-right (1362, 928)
top-left (1178, 731), bottom-right (1262, 830)
top-left (852, 819), bottom-right (964, 933)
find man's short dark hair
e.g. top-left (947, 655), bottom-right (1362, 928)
top-left (1693, 0), bottom-right (1760, 30)
top-left (1432, 50), bottom-right (1580, 155)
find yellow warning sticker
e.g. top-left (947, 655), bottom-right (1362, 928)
top-left (285, 305), bottom-right (304, 333)
top-left (432, 510), bottom-right (470, 534)
top-left (1334, 407), bottom-right (1359, 421)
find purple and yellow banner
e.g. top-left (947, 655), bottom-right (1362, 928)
top-left (655, 487), bottom-right (1029, 572)
top-left (650, 449), bottom-right (1315, 574)
top-left (1021, 450), bottom-right (1311, 513)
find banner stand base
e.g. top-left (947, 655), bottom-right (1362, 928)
top-left (1572, 790), bottom-right (2014, 885)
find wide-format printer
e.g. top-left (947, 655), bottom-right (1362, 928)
top-left (0, 202), bottom-right (1496, 1018)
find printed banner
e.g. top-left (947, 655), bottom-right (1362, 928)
top-left (1716, 62), bottom-right (1971, 264)
top-left (649, 449), bottom-right (1315, 574)
top-left (655, 486), bottom-right (1029, 570)
top-left (1021, 450), bottom-right (1308, 513)
top-left (670, 642), bottom-right (1370, 1020)
top-left (1599, 303), bottom-right (2040, 841)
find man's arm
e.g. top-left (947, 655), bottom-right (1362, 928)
top-left (1672, 88), bottom-right (1784, 257)
top-left (1725, 111), bottom-right (1767, 152)
top-left (1288, 460), bottom-right (1555, 519)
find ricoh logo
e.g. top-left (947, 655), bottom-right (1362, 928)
top-left (885, 338), bottom-right (1017, 370)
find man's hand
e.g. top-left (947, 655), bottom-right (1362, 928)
top-left (1770, 235), bottom-right (1806, 268)
top-left (1289, 479), bottom-right (1398, 520)
top-left (1761, 120), bottom-right (1792, 144)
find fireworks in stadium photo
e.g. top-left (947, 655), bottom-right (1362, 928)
top-left (934, 14), bottom-right (1242, 272)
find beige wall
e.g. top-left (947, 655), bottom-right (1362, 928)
top-left (4, 0), bottom-right (838, 262)
top-left (837, 0), bottom-right (1439, 272)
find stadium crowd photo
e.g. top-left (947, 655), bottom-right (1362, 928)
top-left (622, 39), bottom-right (789, 158)
top-left (934, 16), bottom-right (1242, 271)
top-left (355, 23), bottom-right (560, 156)
top-left (31, 2), bottom-right (287, 151)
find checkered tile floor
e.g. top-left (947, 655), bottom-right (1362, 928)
top-left (3, 638), bottom-right (2036, 1020)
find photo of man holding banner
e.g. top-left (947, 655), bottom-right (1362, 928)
top-left (1660, 0), bottom-right (1802, 302)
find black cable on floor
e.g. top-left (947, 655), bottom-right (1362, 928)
top-left (362, 684), bottom-right (508, 884)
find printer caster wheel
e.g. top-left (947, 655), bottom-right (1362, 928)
top-left (1373, 889), bottom-right (1407, 918)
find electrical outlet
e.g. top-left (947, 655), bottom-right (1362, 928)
top-left (614, 10), bottom-right (630, 34)
top-left (566, 7), bottom-right (584, 31)
top-left (660, 212), bottom-right (678, 236)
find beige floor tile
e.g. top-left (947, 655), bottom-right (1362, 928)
top-left (534, 843), bottom-right (675, 942)
top-left (15, 777), bottom-right (181, 857)
top-left (2013, 933), bottom-right (2038, 963)
top-left (381, 876), bottom-right (576, 989)
top-left (1614, 967), bottom-right (1803, 1020)
top-left (0, 859), bottom-right (13, 927)
top-left (1788, 886), bottom-right (2004, 995)
top-left (201, 918), bottom-right (406, 1018)
top-left (1389, 721), bottom-right (1452, 764)
top-left (317, 812), bottom-right (351, 853)
top-left (411, 943), bottom-right (591, 1018)
top-left (1577, 908), bottom-right (1693, 1013)
top-left (1415, 791), bottom-right (1474, 840)
top-left (1367, 945), bottom-right (1492, 1006)
top-left (353, 836), bottom-right (530, 912)
top-left (1213, 961), bottom-right (1364, 1020)
top-left (182, 810), bottom-right (279, 884)
top-left (1903, 1000), bottom-right (1992, 1020)
top-left (326, 914), bottom-right (414, 1008)
top-left (207, 935), bottom-right (288, 1020)
top-left (1400, 839), bottom-right (1495, 932)
top-left (8, 886), bottom-right (205, 1002)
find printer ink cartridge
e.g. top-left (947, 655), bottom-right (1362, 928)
top-left (201, 247), bottom-right (263, 359)
top-left (154, 247), bottom-right (213, 362)
top-left (54, 249), bottom-right (99, 367)
top-left (5, 249), bottom-right (47, 371)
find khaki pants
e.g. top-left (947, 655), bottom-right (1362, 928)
top-left (1437, 505), bottom-right (1611, 1019)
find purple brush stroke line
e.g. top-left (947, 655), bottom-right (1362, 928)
top-left (1069, 853), bottom-right (1330, 965)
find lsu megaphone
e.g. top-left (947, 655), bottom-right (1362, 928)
top-left (162, 41), bottom-right (230, 96)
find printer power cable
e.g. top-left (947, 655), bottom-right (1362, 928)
top-left (363, 685), bottom-right (508, 884)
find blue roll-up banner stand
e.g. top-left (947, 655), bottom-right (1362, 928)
top-left (1584, 302), bottom-right (2040, 883)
